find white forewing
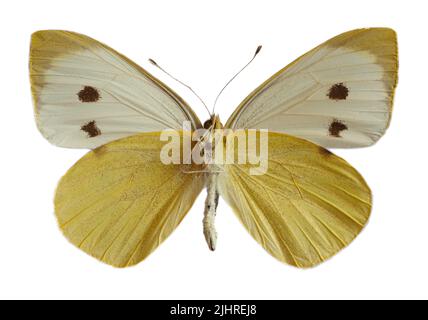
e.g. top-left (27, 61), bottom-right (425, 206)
top-left (226, 28), bottom-right (398, 148)
top-left (30, 30), bottom-right (201, 149)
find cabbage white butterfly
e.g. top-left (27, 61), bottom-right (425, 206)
top-left (29, 28), bottom-right (397, 268)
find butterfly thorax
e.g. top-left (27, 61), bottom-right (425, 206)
top-left (199, 115), bottom-right (224, 171)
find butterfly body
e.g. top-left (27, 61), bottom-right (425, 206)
top-left (29, 28), bottom-right (398, 268)
top-left (201, 115), bottom-right (223, 250)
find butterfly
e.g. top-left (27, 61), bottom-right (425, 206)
top-left (29, 28), bottom-right (398, 268)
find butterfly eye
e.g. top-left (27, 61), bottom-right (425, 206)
top-left (203, 119), bottom-right (213, 129)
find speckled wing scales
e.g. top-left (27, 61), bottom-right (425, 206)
top-left (226, 28), bottom-right (398, 148)
top-left (30, 30), bottom-right (201, 149)
top-left (218, 131), bottom-right (372, 268)
top-left (55, 132), bottom-right (205, 267)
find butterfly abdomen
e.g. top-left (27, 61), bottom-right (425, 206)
top-left (203, 170), bottom-right (219, 251)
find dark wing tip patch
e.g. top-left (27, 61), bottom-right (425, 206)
top-left (81, 120), bottom-right (101, 138)
top-left (78, 86), bottom-right (100, 102)
top-left (328, 119), bottom-right (348, 138)
top-left (327, 83), bottom-right (349, 100)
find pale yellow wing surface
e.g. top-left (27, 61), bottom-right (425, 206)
top-left (226, 28), bottom-right (398, 148)
top-left (218, 131), bottom-right (371, 268)
top-left (55, 132), bottom-right (205, 267)
top-left (30, 30), bottom-right (201, 149)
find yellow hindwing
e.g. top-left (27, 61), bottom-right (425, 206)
top-left (55, 131), bottom-right (205, 267)
top-left (218, 131), bottom-right (372, 268)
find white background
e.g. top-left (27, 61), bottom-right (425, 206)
top-left (1, 0), bottom-right (427, 300)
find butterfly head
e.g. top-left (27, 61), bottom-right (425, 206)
top-left (203, 115), bottom-right (223, 131)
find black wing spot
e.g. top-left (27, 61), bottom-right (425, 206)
top-left (78, 86), bottom-right (100, 102)
top-left (81, 120), bottom-right (101, 138)
top-left (327, 83), bottom-right (349, 100)
top-left (329, 119), bottom-right (348, 138)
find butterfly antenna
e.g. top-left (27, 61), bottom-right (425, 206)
top-left (148, 58), bottom-right (212, 117)
top-left (212, 45), bottom-right (262, 115)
